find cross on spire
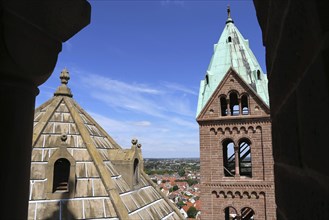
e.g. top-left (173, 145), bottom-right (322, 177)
top-left (226, 5), bottom-right (234, 24)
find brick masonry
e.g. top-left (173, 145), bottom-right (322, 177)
top-left (197, 69), bottom-right (276, 219)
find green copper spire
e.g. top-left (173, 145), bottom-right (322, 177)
top-left (196, 7), bottom-right (269, 117)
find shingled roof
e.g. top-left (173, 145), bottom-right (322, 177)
top-left (28, 69), bottom-right (183, 220)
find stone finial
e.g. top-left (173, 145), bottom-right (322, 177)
top-left (131, 138), bottom-right (138, 145)
top-left (54, 68), bottom-right (73, 97)
top-left (60, 68), bottom-right (70, 85)
top-left (137, 143), bottom-right (142, 148)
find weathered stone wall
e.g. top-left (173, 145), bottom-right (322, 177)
top-left (253, 0), bottom-right (329, 219)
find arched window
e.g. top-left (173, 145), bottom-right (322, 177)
top-left (53, 158), bottom-right (70, 192)
top-left (257, 70), bottom-right (261, 80)
top-left (241, 94), bottom-right (249, 115)
top-left (228, 36), bottom-right (232, 43)
top-left (220, 96), bottom-right (228, 116)
top-left (133, 158), bottom-right (139, 185)
top-left (241, 207), bottom-right (255, 220)
top-left (239, 139), bottom-right (252, 177)
top-left (223, 139), bottom-right (235, 177)
top-left (224, 206), bottom-right (238, 220)
top-left (229, 92), bottom-right (239, 116)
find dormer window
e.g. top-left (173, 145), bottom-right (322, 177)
top-left (228, 36), bottom-right (232, 43)
top-left (133, 158), bottom-right (139, 185)
top-left (46, 145), bottom-right (76, 199)
top-left (53, 158), bottom-right (70, 192)
top-left (257, 70), bottom-right (261, 80)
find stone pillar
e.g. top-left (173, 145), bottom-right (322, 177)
top-left (234, 146), bottom-right (240, 176)
top-left (0, 1), bottom-right (91, 219)
top-left (253, 0), bottom-right (329, 219)
top-left (227, 100), bottom-right (231, 115)
top-left (238, 98), bottom-right (242, 115)
top-left (1, 81), bottom-right (38, 220)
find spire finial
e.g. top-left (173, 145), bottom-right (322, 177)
top-left (54, 68), bottom-right (73, 97)
top-left (60, 67), bottom-right (70, 85)
top-left (226, 5), bottom-right (234, 24)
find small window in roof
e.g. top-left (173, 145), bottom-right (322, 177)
top-left (133, 158), bottom-right (139, 185)
top-left (228, 36), bottom-right (232, 43)
top-left (205, 75), bottom-right (209, 84)
top-left (53, 158), bottom-right (70, 192)
top-left (257, 70), bottom-right (261, 80)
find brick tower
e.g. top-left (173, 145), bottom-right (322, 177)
top-left (196, 7), bottom-right (276, 219)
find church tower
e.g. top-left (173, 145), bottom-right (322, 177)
top-left (196, 7), bottom-right (276, 219)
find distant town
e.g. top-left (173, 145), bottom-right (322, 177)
top-left (144, 158), bottom-right (201, 219)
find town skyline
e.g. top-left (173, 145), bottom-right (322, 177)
top-left (35, 1), bottom-right (266, 158)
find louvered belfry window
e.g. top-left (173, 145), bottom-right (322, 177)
top-left (53, 158), bottom-right (70, 192)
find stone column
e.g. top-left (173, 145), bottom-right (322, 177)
top-left (238, 98), bottom-right (242, 115)
top-left (227, 100), bottom-right (231, 115)
top-left (234, 146), bottom-right (240, 176)
top-left (0, 1), bottom-right (90, 219)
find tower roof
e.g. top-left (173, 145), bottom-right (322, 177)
top-left (29, 69), bottom-right (183, 219)
top-left (196, 7), bottom-right (269, 117)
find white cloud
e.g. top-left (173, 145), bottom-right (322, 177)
top-left (160, 0), bottom-right (185, 8)
top-left (85, 75), bottom-right (161, 95)
top-left (79, 74), bottom-right (196, 119)
top-left (162, 81), bottom-right (198, 96)
top-left (89, 111), bottom-right (199, 158)
top-left (130, 121), bottom-right (152, 127)
top-left (74, 72), bottom-right (199, 158)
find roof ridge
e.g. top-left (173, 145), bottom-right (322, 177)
top-left (63, 97), bottom-right (129, 219)
top-left (32, 96), bottom-right (63, 146)
top-left (70, 98), bottom-right (122, 149)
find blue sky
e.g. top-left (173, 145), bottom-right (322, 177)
top-left (36, 0), bottom-right (266, 158)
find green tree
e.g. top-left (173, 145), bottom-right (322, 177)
top-left (178, 168), bottom-right (185, 177)
top-left (187, 206), bottom-right (198, 218)
top-left (173, 185), bottom-right (179, 191)
top-left (176, 201), bottom-right (186, 208)
top-left (187, 178), bottom-right (198, 186)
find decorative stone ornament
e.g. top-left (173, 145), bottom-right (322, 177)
top-left (61, 133), bottom-right (67, 142)
top-left (131, 138), bottom-right (138, 145)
